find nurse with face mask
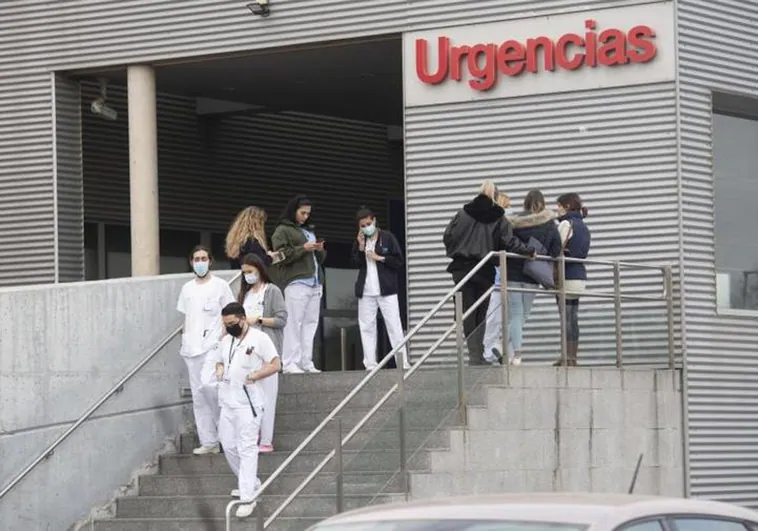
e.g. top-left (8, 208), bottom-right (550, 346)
top-left (176, 245), bottom-right (235, 455)
top-left (238, 253), bottom-right (287, 453)
top-left (351, 206), bottom-right (409, 371)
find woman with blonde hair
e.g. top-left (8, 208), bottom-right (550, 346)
top-left (225, 206), bottom-right (280, 269)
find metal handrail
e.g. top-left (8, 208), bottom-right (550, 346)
top-left (226, 251), bottom-right (677, 529)
top-left (0, 271), bottom-right (242, 503)
top-left (224, 250), bottom-right (501, 527)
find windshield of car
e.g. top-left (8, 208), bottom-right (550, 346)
top-left (311, 520), bottom-right (588, 531)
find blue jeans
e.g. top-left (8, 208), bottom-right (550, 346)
top-left (507, 282), bottom-right (536, 356)
top-left (483, 281), bottom-right (536, 360)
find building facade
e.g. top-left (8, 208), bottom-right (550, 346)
top-left (1, 0), bottom-right (757, 506)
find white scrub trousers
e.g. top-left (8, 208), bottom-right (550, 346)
top-left (358, 294), bottom-right (409, 370)
top-left (219, 405), bottom-right (262, 503)
top-left (183, 354), bottom-right (220, 447)
top-left (259, 372), bottom-right (278, 447)
top-left (282, 283), bottom-right (322, 372)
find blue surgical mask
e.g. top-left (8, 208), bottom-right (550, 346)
top-left (362, 224), bottom-right (376, 237)
top-left (244, 273), bottom-right (259, 285)
top-left (193, 262), bottom-right (209, 277)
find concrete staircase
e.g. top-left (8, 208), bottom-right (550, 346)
top-left (89, 366), bottom-right (684, 531)
top-left (90, 368), bottom-right (502, 531)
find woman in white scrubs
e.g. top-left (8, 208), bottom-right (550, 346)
top-left (238, 253), bottom-right (287, 453)
top-left (176, 245), bottom-right (235, 455)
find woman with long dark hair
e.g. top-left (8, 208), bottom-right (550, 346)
top-left (238, 253), bottom-right (287, 452)
top-left (271, 195), bottom-right (326, 374)
top-left (554, 193), bottom-right (591, 366)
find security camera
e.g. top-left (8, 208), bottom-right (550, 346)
top-left (91, 99), bottom-right (118, 121)
top-left (246, 0), bottom-right (270, 17)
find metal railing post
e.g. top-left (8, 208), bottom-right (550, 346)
top-left (334, 418), bottom-right (344, 514)
top-left (256, 503), bottom-right (265, 531)
top-left (499, 251), bottom-right (509, 381)
top-left (558, 254), bottom-right (568, 365)
top-left (454, 292), bottom-right (467, 424)
top-left (664, 265), bottom-right (676, 369)
top-left (397, 354), bottom-right (408, 501)
top-left (614, 261), bottom-right (623, 368)
top-left (340, 327), bottom-right (348, 371)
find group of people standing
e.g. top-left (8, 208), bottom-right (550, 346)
top-left (174, 195), bottom-right (408, 518)
top-left (444, 180), bottom-right (591, 367)
top-left (173, 186), bottom-right (589, 518)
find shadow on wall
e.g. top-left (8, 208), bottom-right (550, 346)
top-left (0, 271), bottom-right (236, 531)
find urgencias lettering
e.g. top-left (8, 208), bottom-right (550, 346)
top-left (415, 20), bottom-right (658, 91)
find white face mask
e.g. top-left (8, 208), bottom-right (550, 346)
top-left (362, 223), bottom-right (376, 237)
top-left (244, 273), bottom-right (259, 285)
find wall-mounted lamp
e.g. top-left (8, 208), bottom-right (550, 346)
top-left (246, 0), bottom-right (271, 17)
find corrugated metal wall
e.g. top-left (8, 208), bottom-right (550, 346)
top-left (81, 82), bottom-right (402, 243)
top-left (0, 0), bottom-right (661, 286)
top-left (678, 0), bottom-right (758, 507)
top-left (53, 75), bottom-right (84, 283)
top-left (405, 83), bottom-right (681, 365)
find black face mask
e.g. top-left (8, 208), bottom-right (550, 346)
top-left (225, 322), bottom-right (244, 338)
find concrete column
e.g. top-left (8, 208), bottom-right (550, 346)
top-left (127, 65), bottom-right (160, 276)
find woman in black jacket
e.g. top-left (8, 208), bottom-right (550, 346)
top-left (351, 206), bottom-right (409, 371)
top-left (483, 190), bottom-right (561, 365)
top-left (443, 180), bottom-right (535, 365)
top-left (225, 206), bottom-right (279, 269)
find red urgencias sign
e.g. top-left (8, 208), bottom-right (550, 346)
top-left (415, 20), bottom-right (658, 91)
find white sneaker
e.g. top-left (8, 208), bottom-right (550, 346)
top-left (303, 366), bottom-right (321, 374)
top-left (192, 444), bottom-right (220, 455)
top-left (283, 365), bottom-right (304, 374)
top-left (510, 356), bottom-right (523, 366)
top-left (231, 489), bottom-right (240, 497)
top-left (236, 502), bottom-right (257, 518)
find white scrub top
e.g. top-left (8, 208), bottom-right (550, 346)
top-left (177, 275), bottom-right (236, 357)
top-left (205, 327), bottom-right (279, 411)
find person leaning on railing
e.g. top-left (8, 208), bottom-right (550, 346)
top-left (443, 179), bottom-right (535, 366)
top-left (553, 193), bottom-right (591, 367)
top-left (483, 190), bottom-right (562, 366)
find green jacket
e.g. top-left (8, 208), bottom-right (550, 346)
top-left (271, 219), bottom-right (327, 289)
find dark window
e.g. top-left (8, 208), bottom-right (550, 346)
top-left (617, 521), bottom-right (664, 531)
top-left (673, 518), bottom-right (749, 531)
top-left (84, 222), bottom-right (98, 251)
top-left (105, 224), bottom-right (131, 253)
top-left (211, 232), bottom-right (227, 264)
top-left (713, 104), bottom-right (758, 311)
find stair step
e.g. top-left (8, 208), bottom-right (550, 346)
top-left (93, 516), bottom-right (323, 531)
top-left (180, 428), bottom-right (451, 454)
top-left (271, 406), bottom-right (461, 432)
top-left (139, 472), bottom-right (401, 496)
top-left (275, 385), bottom-right (484, 411)
top-left (275, 367), bottom-right (504, 394)
top-left (115, 493), bottom-right (403, 519)
top-left (160, 450), bottom-right (431, 475)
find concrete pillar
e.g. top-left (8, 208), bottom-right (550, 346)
top-left (127, 65), bottom-right (160, 276)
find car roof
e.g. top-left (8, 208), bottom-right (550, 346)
top-left (315, 493), bottom-right (758, 528)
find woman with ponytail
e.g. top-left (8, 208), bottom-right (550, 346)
top-left (554, 193), bottom-right (591, 367)
top-left (237, 253), bottom-right (287, 452)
